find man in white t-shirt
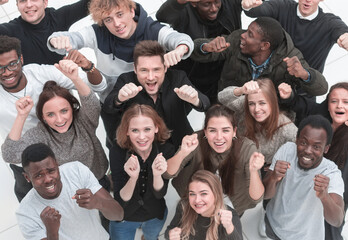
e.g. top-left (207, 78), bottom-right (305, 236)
top-left (263, 115), bottom-right (345, 240)
top-left (16, 143), bottom-right (124, 240)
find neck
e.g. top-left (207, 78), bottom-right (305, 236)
top-left (251, 51), bottom-right (271, 66)
top-left (136, 145), bottom-right (152, 161)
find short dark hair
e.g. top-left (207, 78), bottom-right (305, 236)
top-left (253, 17), bottom-right (284, 51)
top-left (0, 35), bottom-right (22, 56)
top-left (133, 40), bottom-right (165, 67)
top-left (22, 143), bottom-right (56, 169)
top-left (297, 115), bottom-right (333, 145)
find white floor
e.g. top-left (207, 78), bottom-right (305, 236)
top-left (0, 0), bottom-right (347, 239)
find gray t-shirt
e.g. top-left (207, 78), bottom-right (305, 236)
top-left (266, 142), bottom-right (344, 240)
top-left (16, 161), bottom-right (109, 240)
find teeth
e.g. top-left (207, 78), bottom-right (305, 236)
top-left (56, 122), bottom-right (66, 127)
top-left (303, 157), bottom-right (311, 162)
top-left (46, 185), bottom-right (54, 190)
top-left (215, 142), bottom-right (224, 146)
top-left (116, 26), bottom-right (125, 32)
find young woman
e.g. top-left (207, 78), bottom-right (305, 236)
top-left (165, 170), bottom-right (243, 240)
top-left (1, 60), bottom-right (108, 184)
top-left (218, 78), bottom-right (297, 167)
top-left (280, 82), bottom-right (348, 240)
top-left (109, 104), bottom-right (175, 240)
top-left (165, 104), bottom-right (264, 216)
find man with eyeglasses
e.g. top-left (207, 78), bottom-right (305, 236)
top-left (156, 0), bottom-right (242, 102)
top-left (0, 0), bottom-right (90, 65)
top-left (0, 35), bottom-right (106, 202)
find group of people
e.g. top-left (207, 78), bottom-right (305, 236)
top-left (0, 0), bottom-right (347, 239)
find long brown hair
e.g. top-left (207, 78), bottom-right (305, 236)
top-left (200, 104), bottom-right (242, 196)
top-left (36, 81), bottom-right (80, 134)
top-left (180, 170), bottom-right (226, 240)
top-left (116, 104), bottom-right (171, 150)
top-left (244, 78), bottom-right (280, 146)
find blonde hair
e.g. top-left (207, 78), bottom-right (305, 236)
top-left (180, 170), bottom-right (226, 240)
top-left (89, 0), bottom-right (136, 26)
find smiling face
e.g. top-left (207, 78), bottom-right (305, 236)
top-left (247, 91), bottom-right (271, 123)
top-left (298, 0), bottom-right (322, 17)
top-left (42, 96), bottom-right (73, 133)
top-left (127, 114), bottom-right (158, 158)
top-left (23, 156), bottom-right (62, 199)
top-left (189, 181), bottom-right (216, 217)
top-left (296, 125), bottom-right (329, 170)
top-left (328, 88), bottom-right (348, 130)
top-left (191, 0), bottom-right (221, 21)
top-left (240, 22), bottom-right (265, 57)
top-left (102, 4), bottom-right (137, 39)
top-left (0, 50), bottom-right (25, 92)
top-left (135, 56), bottom-right (167, 101)
top-left (204, 116), bottom-right (236, 154)
top-left (17, 0), bottom-right (48, 25)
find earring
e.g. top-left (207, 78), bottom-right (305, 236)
top-left (233, 136), bottom-right (237, 140)
top-left (203, 135), bottom-right (207, 139)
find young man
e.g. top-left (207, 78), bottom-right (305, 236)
top-left (0, 35), bottom-right (106, 201)
top-left (191, 17), bottom-right (328, 97)
top-left (103, 40), bottom-right (210, 149)
top-left (263, 115), bottom-right (344, 240)
top-left (242, 0), bottom-right (348, 73)
top-left (16, 143), bottom-right (123, 240)
top-left (0, 0), bottom-right (91, 65)
top-left (156, 0), bottom-right (242, 102)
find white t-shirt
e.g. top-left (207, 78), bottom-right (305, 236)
top-left (266, 142), bottom-right (344, 240)
top-left (16, 161), bottom-right (109, 240)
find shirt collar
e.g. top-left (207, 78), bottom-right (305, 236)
top-left (297, 5), bottom-right (319, 20)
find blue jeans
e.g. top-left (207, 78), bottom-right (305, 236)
top-left (109, 208), bottom-right (168, 240)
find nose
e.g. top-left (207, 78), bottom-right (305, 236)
top-left (304, 145), bottom-right (312, 154)
top-left (113, 17), bottom-right (121, 27)
top-left (147, 70), bottom-right (154, 80)
top-left (43, 174), bottom-right (52, 184)
top-left (255, 103), bottom-right (260, 112)
top-left (241, 32), bottom-right (246, 40)
top-left (337, 100), bottom-right (343, 108)
top-left (194, 195), bottom-right (201, 203)
top-left (216, 130), bottom-right (222, 139)
top-left (26, 0), bottom-right (33, 7)
top-left (56, 114), bottom-right (63, 123)
top-left (139, 130), bottom-right (145, 139)
top-left (210, 3), bottom-right (218, 12)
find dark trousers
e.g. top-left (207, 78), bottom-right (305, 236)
top-left (265, 214), bottom-right (281, 240)
top-left (9, 164), bottom-right (32, 202)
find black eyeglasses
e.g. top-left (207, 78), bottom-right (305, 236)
top-left (0, 58), bottom-right (21, 75)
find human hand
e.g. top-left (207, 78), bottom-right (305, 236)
top-left (64, 50), bottom-right (92, 69)
top-left (152, 153), bottom-right (167, 177)
top-left (219, 209), bottom-right (234, 234)
top-left (249, 152), bottom-right (265, 172)
top-left (124, 154), bottom-right (140, 179)
top-left (54, 60), bottom-right (79, 81)
top-left (273, 160), bottom-right (290, 181)
top-left (202, 36), bottom-right (230, 53)
top-left (283, 56), bottom-right (309, 80)
top-left (174, 84), bottom-right (200, 106)
top-left (0, 0), bottom-right (9, 5)
top-left (314, 174), bottom-right (330, 199)
top-left (242, 0), bottom-right (263, 9)
top-left (337, 32), bottom-right (348, 50)
top-left (15, 96), bottom-right (34, 117)
top-left (181, 133), bottom-right (199, 154)
top-left (168, 227), bottom-right (182, 240)
top-left (49, 36), bottom-right (72, 51)
top-left (241, 80), bottom-right (260, 95)
top-left (118, 83), bottom-right (143, 103)
top-left (164, 45), bottom-right (188, 68)
top-left (72, 189), bottom-right (99, 210)
top-left (40, 206), bottom-right (61, 235)
top-left (278, 82), bottom-right (292, 99)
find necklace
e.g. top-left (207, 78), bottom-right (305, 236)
top-left (7, 85), bottom-right (27, 100)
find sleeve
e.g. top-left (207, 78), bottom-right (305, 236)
top-left (163, 147), bottom-right (196, 179)
top-left (218, 86), bottom-right (245, 112)
top-left (75, 161), bottom-right (102, 194)
top-left (78, 91), bottom-right (101, 129)
top-left (269, 142), bottom-right (291, 171)
top-left (326, 14), bottom-right (348, 42)
top-left (326, 162), bottom-right (344, 197)
top-left (1, 127), bottom-right (46, 164)
top-left (158, 25), bottom-right (194, 59)
top-left (244, 0), bottom-right (282, 18)
top-left (0, 21), bottom-right (17, 36)
top-left (47, 25), bottom-right (97, 55)
top-left (156, 0), bottom-right (187, 28)
top-left (16, 211), bottom-right (47, 240)
top-left (164, 201), bottom-right (183, 240)
top-left (54, 0), bottom-right (90, 29)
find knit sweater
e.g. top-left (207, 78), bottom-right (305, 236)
top-left (1, 91), bottom-right (108, 180)
top-left (0, 0), bottom-right (89, 65)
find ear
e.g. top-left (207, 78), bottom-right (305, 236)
top-left (20, 55), bottom-right (24, 65)
top-left (22, 172), bottom-right (31, 183)
top-left (155, 126), bottom-right (158, 134)
top-left (261, 42), bottom-right (271, 51)
top-left (43, 0), bottom-right (48, 8)
top-left (233, 127), bottom-right (237, 138)
top-left (324, 144), bottom-right (330, 154)
top-left (130, 7), bottom-right (135, 18)
top-left (164, 64), bottom-right (168, 73)
top-left (190, 2), bottom-right (198, 8)
top-left (134, 64), bottom-right (137, 74)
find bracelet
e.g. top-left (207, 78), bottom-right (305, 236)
top-left (82, 62), bottom-right (95, 73)
top-left (114, 95), bottom-right (124, 105)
